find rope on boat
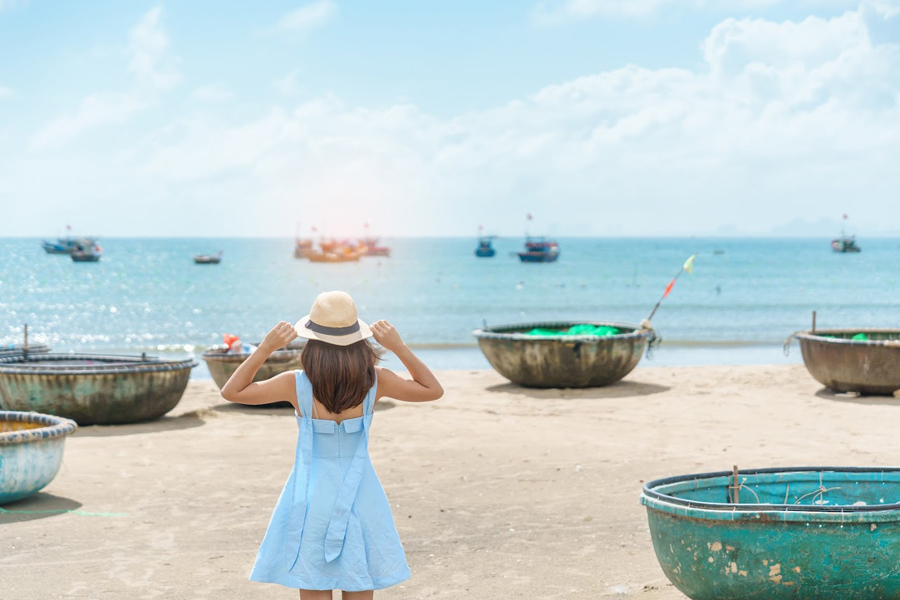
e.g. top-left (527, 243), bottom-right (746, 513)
top-left (783, 331), bottom-right (802, 356)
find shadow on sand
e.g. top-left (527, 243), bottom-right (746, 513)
top-left (0, 492), bottom-right (85, 524)
top-left (485, 379), bottom-right (670, 400)
top-left (74, 411), bottom-right (207, 437)
top-left (815, 388), bottom-right (900, 407)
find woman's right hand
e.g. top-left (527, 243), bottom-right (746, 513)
top-left (259, 321), bottom-right (298, 353)
top-left (371, 320), bottom-right (406, 353)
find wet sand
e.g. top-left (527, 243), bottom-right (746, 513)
top-left (2, 365), bottom-right (896, 599)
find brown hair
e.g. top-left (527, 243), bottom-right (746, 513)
top-left (301, 339), bottom-right (379, 414)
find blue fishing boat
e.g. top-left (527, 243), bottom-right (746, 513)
top-left (41, 237), bottom-right (94, 255)
top-left (517, 237), bottom-right (559, 263)
top-left (475, 236), bottom-right (496, 257)
top-left (832, 214), bottom-right (861, 253)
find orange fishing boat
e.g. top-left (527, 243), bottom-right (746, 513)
top-left (294, 239), bottom-right (314, 258)
top-left (307, 247), bottom-right (362, 263)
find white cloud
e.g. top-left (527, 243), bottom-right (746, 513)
top-left (273, 71), bottom-right (301, 96)
top-left (29, 6), bottom-right (178, 151)
top-left (7, 6), bottom-right (900, 236)
top-left (191, 84), bottom-right (234, 102)
top-left (274, 0), bottom-right (337, 33)
top-left (865, 0), bottom-right (900, 17)
top-left (128, 6), bottom-right (180, 91)
top-left (533, 0), bottom-right (782, 22)
top-left (121, 7), bottom-right (900, 236)
top-left (0, 86), bottom-right (12, 98)
top-left (29, 93), bottom-right (145, 151)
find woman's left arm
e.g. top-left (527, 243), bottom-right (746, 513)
top-left (221, 322), bottom-right (300, 408)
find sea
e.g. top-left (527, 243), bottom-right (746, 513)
top-left (2, 237), bottom-right (897, 378)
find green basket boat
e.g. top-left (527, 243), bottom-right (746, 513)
top-left (791, 329), bottom-right (900, 395)
top-left (642, 467), bottom-right (900, 599)
top-left (473, 321), bottom-right (656, 388)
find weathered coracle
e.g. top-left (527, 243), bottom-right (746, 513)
top-left (473, 321), bottom-right (656, 388)
top-left (790, 329), bottom-right (900, 395)
top-left (642, 467), bottom-right (900, 600)
top-left (0, 354), bottom-right (197, 425)
top-left (202, 341), bottom-right (305, 391)
top-left (0, 410), bottom-right (77, 504)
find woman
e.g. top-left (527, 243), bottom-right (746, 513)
top-left (221, 291), bottom-right (443, 599)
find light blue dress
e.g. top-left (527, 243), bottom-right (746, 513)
top-left (250, 370), bottom-right (411, 591)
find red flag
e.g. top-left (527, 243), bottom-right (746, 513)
top-left (662, 278), bottom-right (676, 298)
top-left (843, 214), bottom-right (849, 220)
top-left (526, 213), bottom-right (533, 221)
top-left (311, 226), bottom-right (317, 232)
top-left (478, 224), bottom-right (483, 231)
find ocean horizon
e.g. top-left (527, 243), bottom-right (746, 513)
top-left (5, 235), bottom-right (896, 377)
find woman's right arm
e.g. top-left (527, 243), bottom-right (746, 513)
top-left (220, 322), bottom-right (300, 409)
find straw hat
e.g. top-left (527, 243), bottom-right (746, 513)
top-left (294, 291), bottom-right (373, 347)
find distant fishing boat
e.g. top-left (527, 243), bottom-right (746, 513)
top-left (307, 249), bottom-right (362, 263)
top-left (193, 251), bottom-right (222, 264)
top-left (71, 240), bottom-right (102, 262)
top-left (361, 237), bottom-right (391, 257)
top-left (294, 239), bottom-right (314, 258)
top-left (475, 237), bottom-right (496, 257)
top-left (518, 237), bottom-right (559, 263)
top-left (360, 223), bottom-right (390, 257)
top-left (832, 213), bottom-right (861, 253)
top-left (42, 236), bottom-right (96, 255)
top-left (42, 226), bottom-right (96, 255)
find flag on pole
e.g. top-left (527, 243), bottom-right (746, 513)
top-left (662, 279), bottom-right (676, 298)
top-left (646, 253), bottom-right (698, 323)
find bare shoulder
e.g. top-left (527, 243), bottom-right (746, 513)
top-left (375, 366), bottom-right (398, 399)
top-left (271, 370), bottom-right (300, 408)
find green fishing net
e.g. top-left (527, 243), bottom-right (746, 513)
top-left (819, 333), bottom-right (869, 341)
top-left (526, 324), bottom-right (621, 337)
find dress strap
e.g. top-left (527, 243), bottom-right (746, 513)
top-left (287, 371), bottom-right (315, 572)
top-left (294, 370), bottom-right (313, 418)
top-left (362, 368), bottom-right (378, 415)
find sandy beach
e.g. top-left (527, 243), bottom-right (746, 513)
top-left (1, 364), bottom-right (896, 599)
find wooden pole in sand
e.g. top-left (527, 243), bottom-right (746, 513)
top-left (731, 465), bottom-right (740, 504)
top-left (23, 323), bottom-right (29, 359)
top-left (812, 310), bottom-right (817, 333)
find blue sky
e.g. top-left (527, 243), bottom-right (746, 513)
top-left (1, 0), bottom-right (899, 237)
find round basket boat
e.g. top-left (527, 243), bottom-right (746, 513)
top-left (0, 344), bottom-right (50, 359)
top-left (202, 340), bottom-right (306, 390)
top-left (642, 467), bottom-right (900, 600)
top-left (472, 321), bottom-right (656, 388)
top-left (792, 329), bottom-right (900, 395)
top-left (1, 411), bottom-right (77, 504)
top-left (0, 354), bottom-right (197, 425)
